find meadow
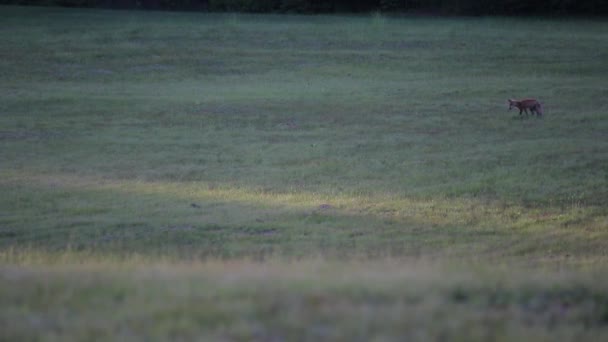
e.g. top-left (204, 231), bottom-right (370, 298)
top-left (1, 5), bottom-right (608, 340)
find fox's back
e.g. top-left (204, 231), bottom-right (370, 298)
top-left (517, 99), bottom-right (540, 108)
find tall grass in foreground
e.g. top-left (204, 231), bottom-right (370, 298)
top-left (2, 260), bottom-right (608, 341)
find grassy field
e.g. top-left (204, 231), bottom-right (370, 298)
top-left (1, 5), bottom-right (608, 340)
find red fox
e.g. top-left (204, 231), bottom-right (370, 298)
top-left (508, 99), bottom-right (543, 117)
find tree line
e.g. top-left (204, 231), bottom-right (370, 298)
top-left (2, 0), bottom-right (608, 15)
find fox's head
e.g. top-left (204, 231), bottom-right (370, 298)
top-left (508, 99), bottom-right (515, 110)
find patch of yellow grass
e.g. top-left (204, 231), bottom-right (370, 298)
top-left (1, 170), bottom-right (594, 232)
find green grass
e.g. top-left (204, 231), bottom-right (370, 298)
top-left (1, 5), bottom-right (608, 340)
top-left (2, 261), bottom-right (608, 341)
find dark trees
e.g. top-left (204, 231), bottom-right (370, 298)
top-left (2, 0), bottom-right (607, 15)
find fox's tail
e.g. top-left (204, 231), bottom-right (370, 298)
top-left (537, 102), bottom-right (543, 115)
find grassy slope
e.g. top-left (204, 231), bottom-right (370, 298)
top-left (1, 6), bottom-right (608, 340)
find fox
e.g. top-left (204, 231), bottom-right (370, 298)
top-left (508, 98), bottom-right (543, 117)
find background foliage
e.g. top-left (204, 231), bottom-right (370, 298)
top-left (2, 0), bottom-right (608, 14)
